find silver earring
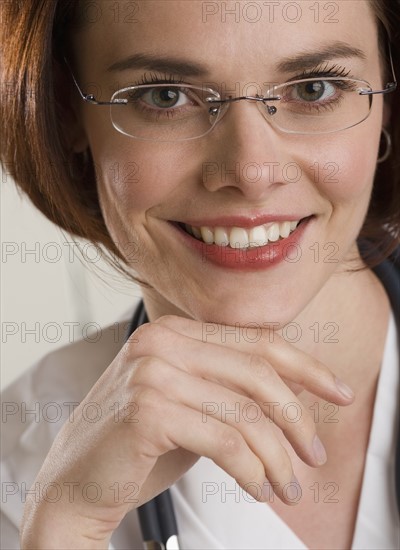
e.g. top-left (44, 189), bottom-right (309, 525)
top-left (377, 128), bottom-right (392, 163)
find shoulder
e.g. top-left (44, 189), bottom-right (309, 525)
top-left (0, 305), bottom-right (137, 539)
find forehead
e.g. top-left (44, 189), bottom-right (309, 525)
top-left (70, 0), bottom-right (378, 77)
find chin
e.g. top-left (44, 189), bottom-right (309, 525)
top-left (178, 288), bottom-right (306, 330)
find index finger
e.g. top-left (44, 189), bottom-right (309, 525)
top-left (153, 315), bottom-right (355, 405)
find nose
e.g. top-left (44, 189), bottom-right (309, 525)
top-left (201, 99), bottom-right (292, 201)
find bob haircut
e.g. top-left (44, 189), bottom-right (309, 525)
top-left (1, 0), bottom-right (400, 284)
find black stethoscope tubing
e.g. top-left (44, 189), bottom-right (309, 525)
top-left (125, 301), bottom-right (180, 549)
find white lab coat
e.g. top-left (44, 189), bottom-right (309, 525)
top-left (2, 305), bottom-right (400, 549)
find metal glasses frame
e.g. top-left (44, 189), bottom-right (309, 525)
top-left (64, 41), bottom-right (397, 137)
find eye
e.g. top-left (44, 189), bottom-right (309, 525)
top-left (129, 86), bottom-right (193, 109)
top-left (290, 80), bottom-right (336, 102)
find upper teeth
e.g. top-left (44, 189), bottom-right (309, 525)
top-left (184, 220), bottom-right (300, 249)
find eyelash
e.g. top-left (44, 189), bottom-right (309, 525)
top-left (130, 64), bottom-right (355, 87)
top-left (296, 63), bottom-right (354, 80)
top-left (131, 72), bottom-right (185, 86)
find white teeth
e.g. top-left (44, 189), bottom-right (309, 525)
top-left (200, 226), bottom-right (214, 244)
top-left (279, 221), bottom-right (292, 239)
top-left (266, 223), bottom-right (280, 242)
top-left (214, 227), bottom-right (229, 246)
top-left (229, 227), bottom-right (250, 249)
top-left (249, 225), bottom-right (268, 246)
top-left (184, 219), bottom-right (303, 248)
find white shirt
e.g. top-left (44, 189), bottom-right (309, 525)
top-left (1, 307), bottom-right (399, 549)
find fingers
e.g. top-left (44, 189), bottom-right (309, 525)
top-left (133, 350), bottom-right (324, 469)
top-left (152, 315), bottom-right (355, 405)
top-left (132, 356), bottom-right (298, 505)
top-left (121, 316), bottom-right (353, 507)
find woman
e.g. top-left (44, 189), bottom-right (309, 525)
top-left (1, 0), bottom-right (400, 548)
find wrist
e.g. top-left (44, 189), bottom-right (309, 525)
top-left (20, 498), bottom-right (114, 550)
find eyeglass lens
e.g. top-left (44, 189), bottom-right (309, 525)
top-left (110, 78), bottom-right (372, 141)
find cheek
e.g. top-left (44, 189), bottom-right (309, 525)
top-left (88, 137), bottom-right (183, 218)
top-left (302, 131), bottom-right (379, 205)
top-left (80, 107), bottom-right (193, 219)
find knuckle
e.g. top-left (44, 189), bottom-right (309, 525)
top-left (248, 354), bottom-right (275, 382)
top-left (135, 357), bottom-right (174, 389)
top-left (126, 323), bottom-right (168, 357)
top-left (131, 384), bottom-right (162, 410)
top-left (154, 314), bottom-right (180, 327)
top-left (133, 355), bottom-right (158, 381)
top-left (134, 322), bottom-right (160, 343)
top-left (217, 427), bottom-right (244, 457)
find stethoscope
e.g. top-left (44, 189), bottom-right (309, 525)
top-left (125, 301), bottom-right (180, 550)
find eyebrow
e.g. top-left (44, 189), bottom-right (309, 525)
top-left (276, 42), bottom-right (366, 73)
top-left (106, 41), bottom-right (366, 76)
top-left (107, 53), bottom-right (208, 76)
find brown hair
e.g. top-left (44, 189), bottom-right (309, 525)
top-left (1, 0), bottom-right (399, 282)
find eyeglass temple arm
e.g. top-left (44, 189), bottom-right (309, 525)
top-left (360, 82), bottom-right (397, 95)
top-left (63, 56), bottom-right (127, 105)
top-left (360, 41), bottom-right (398, 95)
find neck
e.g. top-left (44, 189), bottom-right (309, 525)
top-left (284, 266), bottom-right (390, 385)
top-left (141, 261), bottom-right (390, 391)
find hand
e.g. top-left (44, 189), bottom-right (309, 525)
top-left (20, 315), bottom-right (354, 548)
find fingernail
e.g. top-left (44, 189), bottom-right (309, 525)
top-left (313, 434), bottom-right (327, 465)
top-left (286, 475), bottom-right (302, 504)
top-left (335, 376), bottom-right (354, 399)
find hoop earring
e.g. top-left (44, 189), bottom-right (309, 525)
top-left (377, 128), bottom-right (392, 163)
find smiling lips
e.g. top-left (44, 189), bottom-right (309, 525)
top-left (169, 215), bottom-right (313, 270)
top-left (183, 220), bottom-right (301, 249)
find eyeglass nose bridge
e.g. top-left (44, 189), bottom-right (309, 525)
top-left (205, 94), bottom-right (281, 119)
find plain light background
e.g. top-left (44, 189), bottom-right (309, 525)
top-left (1, 166), bottom-right (142, 390)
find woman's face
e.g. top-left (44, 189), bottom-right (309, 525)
top-left (69, 0), bottom-right (385, 326)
